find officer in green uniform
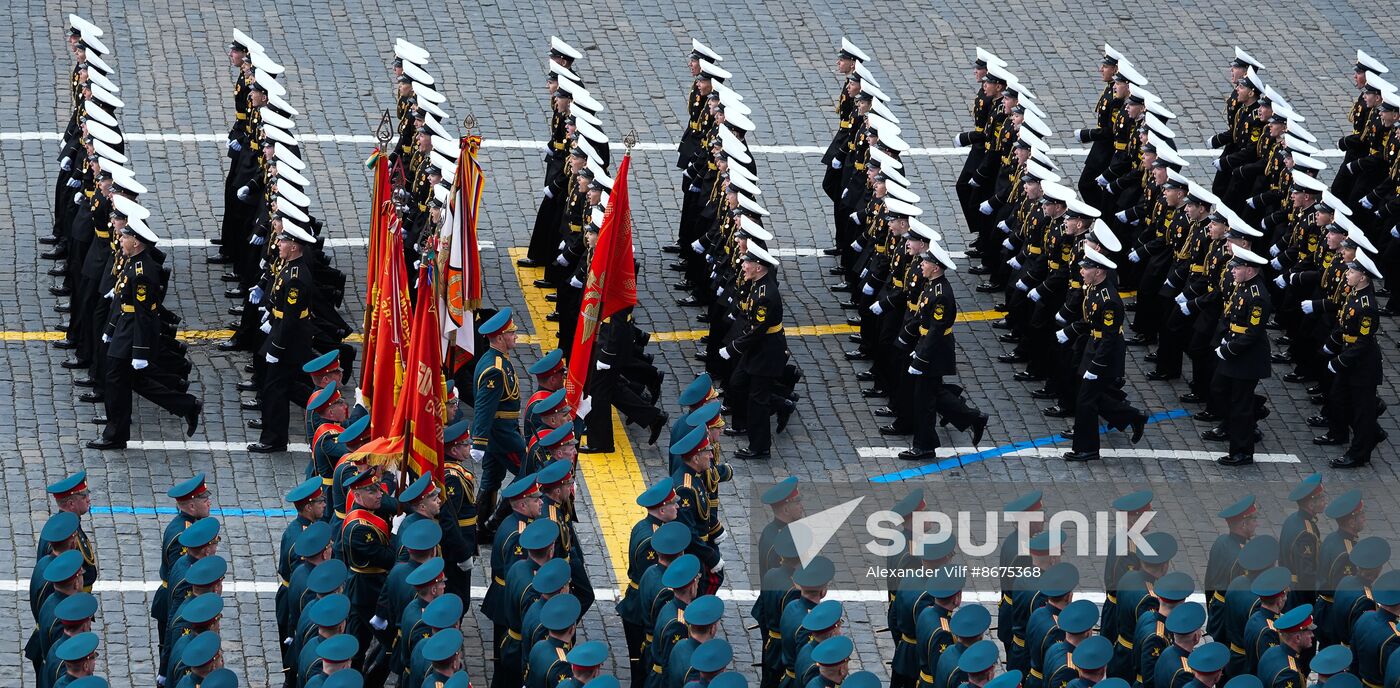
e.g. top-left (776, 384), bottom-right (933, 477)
top-left (562, 641), bottom-right (609, 688)
top-left (1100, 490), bottom-right (1154, 665)
top-left (671, 426), bottom-right (725, 591)
top-left (794, 600), bottom-right (844, 688)
top-left (472, 308), bottom-right (527, 540)
top-left (1180, 643), bottom-right (1230, 688)
top-left (756, 477), bottom-right (803, 575)
top-left (1327, 537), bottom-right (1389, 647)
top-left (1243, 567), bottom-right (1293, 671)
top-left (1351, 570), bottom-right (1400, 688)
top-left (288, 524), bottom-right (337, 653)
top-left (936, 604), bottom-right (993, 688)
top-left (673, 403), bottom-right (732, 545)
top-left (1065, 636), bottom-right (1113, 688)
top-left (642, 525), bottom-right (694, 684)
top-left (392, 474), bottom-right (442, 560)
top-left (174, 630), bottom-right (223, 688)
top-left (155, 474), bottom-right (212, 655)
top-left (41, 590), bottom-right (97, 688)
top-left (997, 491), bottom-right (1045, 654)
top-left (650, 555), bottom-right (705, 688)
top-left (1137, 572), bottom-right (1197, 688)
top-left (539, 459), bottom-right (594, 614)
top-left (390, 555), bottom-right (446, 683)
top-left (1155, 602), bottom-right (1206, 688)
top-left (955, 640), bottom-right (1001, 688)
top-left (682, 638), bottom-right (732, 688)
top-left (39, 472), bottom-right (97, 591)
top-left (31, 513), bottom-right (80, 625)
top-left (1222, 535), bottom-right (1281, 679)
top-left (300, 350), bottom-right (352, 441)
top-left (440, 419), bottom-right (478, 600)
top-left (1318, 489), bottom-right (1366, 629)
top-left (1042, 600), bottom-right (1097, 688)
top-left (50, 631), bottom-right (99, 688)
top-left (806, 635), bottom-right (856, 688)
top-left (377, 519), bottom-right (440, 670)
top-left (664, 596), bottom-right (725, 688)
top-left (164, 558), bottom-right (226, 678)
top-left (1026, 564), bottom-right (1079, 688)
top-left (406, 594), bottom-right (464, 688)
top-left (523, 559), bottom-right (573, 651)
top-left (306, 382), bottom-right (353, 484)
top-left (418, 627), bottom-right (467, 688)
top-left (782, 557), bottom-right (837, 688)
top-left (1206, 496), bottom-right (1258, 641)
top-left (503, 519), bottom-right (561, 686)
top-left (298, 594), bottom-right (350, 687)
top-left (1279, 474), bottom-right (1325, 607)
top-left (337, 470), bottom-right (395, 676)
top-left (622, 479), bottom-right (680, 686)
top-left (278, 476), bottom-right (325, 683)
top-left (1112, 533), bottom-right (1180, 679)
top-left (1309, 646), bottom-right (1353, 688)
top-left (526, 593), bottom-right (582, 688)
top-left (1008, 531), bottom-right (1064, 674)
top-left (165, 518), bottom-right (221, 635)
top-left (485, 473), bottom-right (543, 676)
top-left (756, 531), bottom-right (801, 688)
top-left (303, 633), bottom-right (356, 688)
top-left (523, 391), bottom-right (572, 475)
top-left (1256, 605), bottom-right (1315, 688)
top-left (325, 416), bottom-right (371, 527)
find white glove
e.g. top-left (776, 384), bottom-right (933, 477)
top-left (229, 139), bottom-right (243, 152)
top-left (559, 240), bottom-right (567, 250)
top-left (569, 276), bottom-right (583, 288)
top-left (1301, 300), bottom-right (1315, 314)
top-left (712, 558), bottom-right (726, 573)
top-left (470, 448), bottom-right (485, 462)
top-left (1015, 280), bottom-right (1029, 292)
top-left (849, 212), bottom-right (859, 223)
top-left (1174, 293), bottom-right (1188, 306)
top-left (998, 220), bottom-right (1010, 233)
top-left (1095, 175), bottom-right (1109, 188)
top-left (831, 159), bottom-right (842, 170)
top-left (1055, 313), bottom-right (1066, 325)
top-left (66, 177), bottom-right (81, 188)
top-left (1002, 238), bottom-right (1015, 250)
top-left (73, 192), bottom-right (83, 204)
top-left (1083, 370), bottom-right (1098, 380)
top-left (157, 676), bottom-right (166, 687)
top-left (266, 353), bottom-right (279, 364)
top-left (1128, 250), bottom-right (1141, 263)
top-left (1213, 159), bottom-right (1222, 171)
top-left (369, 615), bottom-right (388, 631)
top-left (132, 359), bottom-right (149, 370)
top-left (543, 186), bottom-right (554, 199)
top-left (457, 557), bottom-right (475, 571)
top-left (1322, 345), bottom-right (1334, 355)
top-left (250, 234), bottom-right (266, 245)
top-left (1270, 257), bottom-right (1282, 270)
top-left (62, 156), bottom-right (74, 171)
top-left (1328, 361), bottom-right (1338, 373)
top-left (1074, 128), bottom-right (1089, 144)
top-left (249, 286), bottom-right (264, 304)
top-left (979, 201), bottom-right (994, 215)
top-left (1009, 257), bottom-right (1022, 270)
top-left (555, 254), bottom-right (568, 266)
top-left (1393, 227), bottom-right (1400, 239)
top-left (1180, 302), bottom-right (1191, 315)
top-left (718, 348), bottom-right (731, 360)
top-left (1215, 346), bottom-right (1226, 360)
top-left (861, 283), bottom-right (875, 296)
top-left (691, 239), bottom-right (704, 253)
top-left (1056, 329), bottom-right (1069, 344)
top-left (1029, 288), bottom-right (1042, 302)
top-left (850, 240), bottom-right (862, 251)
top-left (968, 178), bottom-right (981, 188)
top-left (716, 287), bottom-right (725, 296)
top-left (102, 333), bottom-right (111, 343)
top-left (595, 360), bottom-right (611, 371)
top-left (104, 289), bottom-right (114, 299)
top-left (283, 637), bottom-right (293, 647)
top-left (688, 184), bottom-right (702, 193)
top-left (260, 321), bottom-right (272, 334)
top-left (237, 185), bottom-right (251, 201)
top-left (1115, 211), bottom-right (1128, 222)
top-left (1361, 197), bottom-right (1374, 210)
top-left (1273, 275), bottom-right (1287, 289)
top-left (1270, 245), bottom-right (1281, 257)
top-left (907, 365), bottom-right (923, 375)
top-left (869, 301), bottom-right (884, 315)
top-left (1246, 197), bottom-right (1257, 209)
top-left (952, 134), bottom-right (966, 148)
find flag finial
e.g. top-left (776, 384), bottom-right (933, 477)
top-left (623, 129), bottom-right (639, 153)
top-left (462, 114), bottom-right (477, 137)
top-left (375, 109), bottom-right (393, 147)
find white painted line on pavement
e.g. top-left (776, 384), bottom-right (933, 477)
top-left (129, 440), bottom-right (312, 453)
top-left (0, 131), bottom-right (1345, 158)
top-left (857, 446), bottom-right (1300, 463)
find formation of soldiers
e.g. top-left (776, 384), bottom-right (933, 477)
top-left (44, 15), bottom-right (203, 450)
top-left (948, 43), bottom-right (1390, 466)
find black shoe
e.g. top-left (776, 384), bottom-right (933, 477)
top-left (243, 363), bottom-right (254, 373)
top-left (1031, 388), bottom-right (1057, 400)
top-left (1043, 406), bottom-right (1074, 418)
top-left (839, 300), bottom-right (858, 310)
top-left (1282, 372), bottom-right (1310, 383)
top-left (873, 406), bottom-right (896, 417)
top-left (827, 266), bottom-right (845, 276)
top-left (662, 244), bottom-right (683, 254)
top-left (1013, 371), bottom-right (1044, 382)
top-left (997, 352), bottom-right (1027, 364)
top-left (186, 401), bottom-right (202, 437)
top-left (52, 339), bottom-right (78, 351)
top-left (998, 333), bottom-right (1021, 344)
top-left (1130, 415), bottom-right (1147, 444)
top-left (848, 334), bottom-right (863, 344)
top-left (39, 236), bottom-right (61, 245)
top-left (845, 350), bottom-right (870, 361)
top-left (722, 426), bottom-right (745, 437)
top-left (1123, 303), bottom-right (1137, 312)
top-left (50, 286), bottom-right (73, 298)
top-left (964, 248), bottom-right (984, 259)
top-left (533, 279), bottom-right (554, 289)
top-left (971, 413), bottom-right (989, 445)
top-left (206, 255), bottom-right (233, 264)
top-left (240, 399), bottom-right (261, 411)
top-left (647, 412), bottom-right (668, 446)
top-left (862, 386), bottom-right (887, 398)
top-left (1274, 336), bottom-right (1291, 346)
top-left (61, 357), bottom-right (90, 369)
top-left (822, 246), bottom-right (841, 256)
top-left (1194, 411), bottom-right (1222, 422)
top-left (1146, 370), bottom-right (1179, 381)
top-left (1330, 455), bottom-right (1370, 469)
top-left (90, 416), bottom-right (108, 425)
top-left (994, 302), bottom-right (1010, 312)
top-left (224, 287), bottom-right (244, 299)
top-left (1313, 433), bottom-right (1347, 446)
top-left (1179, 392), bottom-right (1203, 404)
top-left (85, 438), bottom-right (125, 450)
top-left (1125, 335), bottom-right (1155, 346)
top-left (1060, 428), bottom-right (1075, 439)
top-left (855, 370), bottom-right (875, 381)
top-left (74, 377), bottom-right (96, 388)
top-left (216, 339), bottom-right (243, 352)
top-left (991, 320), bottom-right (1012, 331)
top-left (675, 296), bottom-right (700, 307)
top-left (846, 316), bottom-right (860, 326)
top-left (545, 312), bottom-right (560, 322)
top-left (1144, 352), bottom-right (1159, 362)
top-left (975, 282), bottom-right (1004, 293)
top-left (668, 262), bottom-right (687, 272)
top-left (693, 350), bottom-right (709, 364)
top-left (696, 313), bottom-right (710, 324)
top-left (544, 293), bottom-right (558, 303)
top-left (40, 249), bottom-right (67, 260)
top-left (879, 424), bottom-right (913, 436)
top-left (247, 419), bottom-right (264, 429)
top-left (1064, 450), bottom-right (1100, 462)
top-left (516, 257), bottom-right (542, 267)
top-left (734, 447), bottom-right (771, 460)
top-left (55, 323), bottom-right (68, 333)
top-left (776, 404), bottom-right (795, 434)
top-left (672, 281), bottom-right (694, 291)
top-left (897, 448), bottom-right (939, 461)
top-left (78, 392), bottom-right (103, 403)
top-left (967, 266), bottom-right (991, 275)
top-left (228, 305), bottom-right (244, 317)
top-left (247, 442), bottom-right (286, 453)
top-left (830, 283), bottom-right (854, 293)
top-left (1311, 394), bottom-right (1326, 405)
top-left (47, 266), bottom-right (68, 277)
top-left (1306, 384), bottom-right (1325, 395)
top-left (236, 380), bottom-right (258, 391)
top-left (578, 444), bottom-right (614, 453)
top-left (1306, 415), bottom-right (1329, 428)
top-left (54, 303), bottom-right (70, 314)
top-left (1201, 428), bottom-right (1228, 442)
top-left (1217, 454), bottom-right (1254, 466)
top-left (220, 272), bottom-right (241, 282)
top-left (1270, 352), bottom-right (1292, 364)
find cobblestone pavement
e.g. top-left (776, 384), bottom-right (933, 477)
top-left (3, 0), bottom-right (1400, 685)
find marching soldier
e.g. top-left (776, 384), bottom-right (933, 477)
top-left (621, 479), bottom-right (678, 686)
top-left (526, 594), bottom-right (582, 688)
top-left (484, 474), bottom-right (542, 677)
top-left (717, 244), bottom-right (787, 460)
top-left (1205, 497), bottom-right (1258, 641)
top-left (1208, 245), bottom-right (1273, 466)
top-left (936, 605), bottom-right (994, 688)
top-left (1323, 251), bottom-right (1386, 467)
top-left (1326, 536), bottom-right (1389, 646)
top-left (1221, 536), bottom-right (1280, 679)
top-left (1154, 601), bottom-right (1204, 688)
top-left (440, 419), bottom-right (478, 600)
top-left (670, 427), bottom-right (725, 593)
top-left (250, 223), bottom-right (323, 453)
top-left (337, 470), bottom-right (394, 677)
top-left (473, 308), bottom-right (527, 542)
top-left (1255, 606), bottom-right (1314, 688)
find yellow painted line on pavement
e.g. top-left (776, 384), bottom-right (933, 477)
top-left (507, 247), bottom-right (643, 592)
top-left (0, 330), bottom-right (368, 343)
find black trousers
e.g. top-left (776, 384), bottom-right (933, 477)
top-left (730, 367), bottom-right (777, 453)
top-left (1154, 307), bottom-right (1196, 377)
top-left (1332, 377), bottom-right (1382, 462)
top-left (1210, 373), bottom-right (1261, 457)
top-left (910, 376), bottom-right (982, 451)
top-left (955, 149), bottom-right (987, 235)
top-left (1071, 376), bottom-right (1142, 454)
top-left (260, 355), bottom-right (300, 446)
top-left (102, 356), bottom-right (198, 443)
top-left (624, 620), bottom-right (647, 688)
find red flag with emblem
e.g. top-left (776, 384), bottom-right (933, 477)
top-left (361, 155), bottom-right (412, 438)
top-left (389, 258), bottom-right (447, 479)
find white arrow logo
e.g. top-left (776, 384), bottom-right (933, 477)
top-left (787, 497), bottom-right (865, 568)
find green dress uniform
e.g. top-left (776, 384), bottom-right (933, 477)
top-left (1007, 582), bottom-right (1049, 673)
top-left (1111, 571), bottom-right (1161, 679)
top-left (544, 496), bottom-right (595, 615)
top-left (339, 504), bottom-right (394, 660)
top-left (472, 346), bottom-right (526, 502)
top-left (484, 511), bottom-right (531, 654)
top-left (620, 515), bottom-right (665, 684)
top-left (1100, 541), bottom-right (1140, 670)
top-left (665, 638), bottom-right (703, 688)
top-left (525, 637), bottom-right (573, 688)
top-left (1327, 576), bottom-right (1376, 647)
top-left (503, 558), bottom-right (545, 679)
top-left (1223, 575), bottom-right (1264, 678)
top-left (1206, 533), bottom-right (1248, 639)
top-left (1279, 510), bottom-right (1321, 605)
top-left (1317, 530), bottom-right (1361, 629)
top-left (1352, 608), bottom-right (1400, 688)
top-left (1155, 644), bottom-right (1193, 688)
top-left (650, 597), bottom-right (692, 688)
top-left (26, 589), bottom-right (70, 676)
top-left (1134, 611), bottom-right (1169, 688)
top-left (393, 596), bottom-right (433, 685)
top-left (307, 421), bottom-right (347, 484)
top-left (917, 605), bottom-right (958, 688)
top-left (780, 596), bottom-right (819, 684)
top-left (440, 459), bottom-right (478, 601)
top-left (891, 584), bottom-right (936, 688)
top-left (1256, 643), bottom-right (1305, 688)
top-left (382, 561), bottom-right (424, 674)
top-left (276, 515), bottom-right (314, 648)
top-left (1025, 604), bottom-right (1065, 688)
top-left (671, 466), bottom-right (723, 583)
top-left (36, 525), bottom-right (97, 592)
top-left (1041, 640), bottom-right (1080, 688)
top-left (1244, 607), bottom-right (1282, 670)
top-left (153, 512), bottom-right (199, 647)
top-left (637, 562), bottom-right (676, 676)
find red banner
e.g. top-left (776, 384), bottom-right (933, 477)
top-left (390, 260), bottom-right (447, 480)
top-left (565, 154), bottom-right (638, 414)
top-left (362, 162), bottom-right (412, 439)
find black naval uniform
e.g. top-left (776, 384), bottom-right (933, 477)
top-left (1070, 274), bottom-right (1146, 457)
top-left (1325, 282), bottom-right (1383, 466)
top-left (724, 267), bottom-right (787, 457)
top-left (906, 273), bottom-right (986, 454)
top-left (1211, 275), bottom-right (1272, 463)
top-left (259, 253), bottom-right (322, 449)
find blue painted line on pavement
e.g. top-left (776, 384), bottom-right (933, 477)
top-left (868, 408), bottom-right (1190, 483)
top-left (91, 506), bottom-right (297, 517)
